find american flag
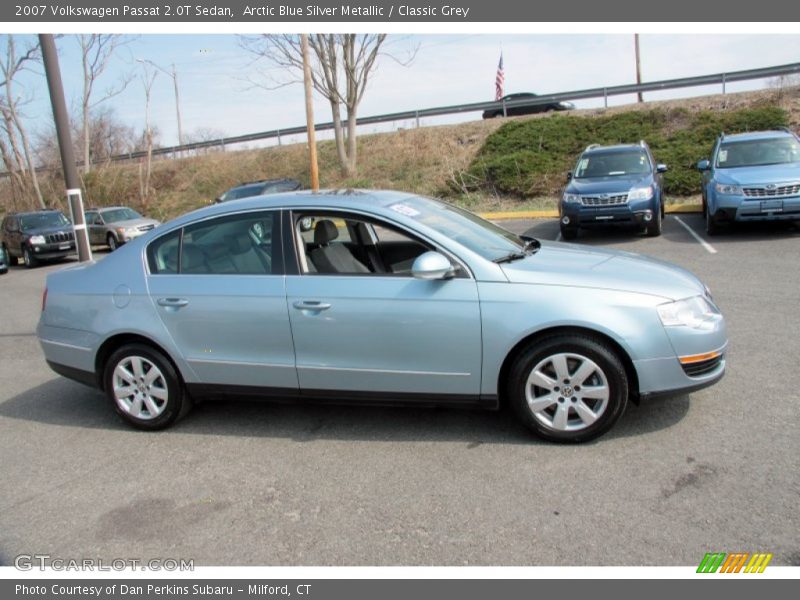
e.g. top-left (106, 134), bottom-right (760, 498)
top-left (495, 53), bottom-right (504, 101)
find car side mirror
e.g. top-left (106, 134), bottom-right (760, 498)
top-left (696, 159), bottom-right (710, 171)
top-left (411, 251), bottom-right (454, 281)
top-left (566, 172), bottom-right (573, 181)
top-left (213, 197), bottom-right (223, 204)
top-left (656, 164), bottom-right (668, 173)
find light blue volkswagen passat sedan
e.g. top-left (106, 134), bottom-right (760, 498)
top-left (37, 191), bottom-right (727, 443)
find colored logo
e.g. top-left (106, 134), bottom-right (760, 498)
top-left (697, 552), bottom-right (773, 573)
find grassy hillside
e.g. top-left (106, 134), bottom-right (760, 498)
top-left (462, 105), bottom-right (789, 198)
top-left (4, 87), bottom-right (799, 220)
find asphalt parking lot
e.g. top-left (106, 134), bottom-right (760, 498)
top-left (1, 213), bottom-right (798, 567)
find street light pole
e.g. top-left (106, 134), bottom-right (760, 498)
top-left (635, 34), bottom-right (643, 103)
top-left (137, 58), bottom-right (183, 147)
top-left (39, 34), bottom-right (92, 263)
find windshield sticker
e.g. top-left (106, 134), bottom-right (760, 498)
top-left (718, 150), bottom-right (728, 163)
top-left (389, 203), bottom-right (421, 218)
top-left (578, 158), bottom-right (589, 171)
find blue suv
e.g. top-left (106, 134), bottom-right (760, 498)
top-left (697, 128), bottom-right (800, 235)
top-left (560, 142), bottom-right (667, 240)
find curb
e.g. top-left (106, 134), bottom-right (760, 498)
top-left (479, 204), bottom-right (702, 221)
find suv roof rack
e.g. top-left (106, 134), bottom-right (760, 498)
top-left (773, 126), bottom-right (794, 134)
top-left (639, 140), bottom-right (647, 148)
top-left (585, 143), bottom-right (601, 151)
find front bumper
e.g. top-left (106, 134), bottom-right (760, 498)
top-left (560, 201), bottom-right (655, 228)
top-left (30, 241), bottom-right (76, 260)
top-left (713, 194), bottom-right (800, 222)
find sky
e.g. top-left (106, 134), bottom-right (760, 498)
top-left (4, 33), bottom-right (800, 151)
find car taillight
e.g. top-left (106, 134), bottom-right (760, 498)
top-left (42, 287), bottom-right (47, 312)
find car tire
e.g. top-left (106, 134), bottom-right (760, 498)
top-left (104, 343), bottom-right (191, 431)
top-left (646, 207), bottom-right (663, 237)
top-left (2, 245), bottom-right (14, 266)
top-left (560, 226), bottom-right (578, 241)
top-left (508, 334), bottom-right (629, 443)
top-left (705, 205), bottom-right (720, 236)
top-left (23, 246), bottom-right (38, 269)
top-left (107, 233), bottom-right (118, 251)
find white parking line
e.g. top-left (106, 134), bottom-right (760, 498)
top-left (673, 216), bottom-right (717, 254)
top-left (555, 232), bottom-right (562, 242)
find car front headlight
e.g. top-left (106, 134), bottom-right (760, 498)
top-left (28, 235), bottom-right (46, 245)
top-left (714, 183), bottom-right (743, 195)
top-left (117, 227), bottom-right (137, 235)
top-left (657, 295), bottom-right (720, 329)
top-left (628, 186), bottom-right (654, 201)
top-left (562, 193), bottom-right (582, 204)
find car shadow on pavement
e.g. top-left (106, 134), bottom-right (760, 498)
top-left (1, 378), bottom-right (691, 445)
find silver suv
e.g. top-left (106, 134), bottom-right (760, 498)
top-left (84, 206), bottom-right (160, 251)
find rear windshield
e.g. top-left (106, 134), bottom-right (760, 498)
top-left (575, 151), bottom-right (651, 178)
top-left (20, 212), bottom-right (70, 230)
top-left (717, 138), bottom-right (800, 168)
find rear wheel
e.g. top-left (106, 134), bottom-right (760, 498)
top-left (104, 343), bottom-right (190, 430)
top-left (508, 335), bottom-right (629, 443)
top-left (23, 246), bottom-right (38, 268)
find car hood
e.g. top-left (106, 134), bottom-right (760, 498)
top-left (22, 225), bottom-right (73, 235)
top-left (111, 218), bottom-right (160, 228)
top-left (567, 174), bottom-right (652, 195)
top-left (500, 241), bottom-right (705, 301)
top-left (715, 162), bottom-right (800, 184)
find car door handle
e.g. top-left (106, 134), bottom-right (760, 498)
top-left (157, 297), bottom-right (189, 308)
top-left (293, 300), bottom-right (331, 312)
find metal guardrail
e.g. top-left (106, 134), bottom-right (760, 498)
top-left (4, 61), bottom-right (800, 174)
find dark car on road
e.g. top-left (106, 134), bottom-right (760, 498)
top-left (1, 209), bottom-right (76, 268)
top-left (215, 178), bottom-right (302, 203)
top-left (482, 93), bottom-right (575, 119)
top-left (559, 142), bottom-right (668, 240)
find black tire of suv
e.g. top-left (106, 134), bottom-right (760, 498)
top-left (646, 207), bottom-right (663, 237)
top-left (2, 245), bottom-right (16, 266)
top-left (560, 226), bottom-right (578, 241)
top-left (705, 206), bottom-right (720, 236)
top-left (23, 246), bottom-right (38, 268)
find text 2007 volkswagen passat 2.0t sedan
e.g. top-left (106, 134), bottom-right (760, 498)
top-left (37, 191), bottom-right (727, 443)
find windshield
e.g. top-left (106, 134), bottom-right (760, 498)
top-left (101, 208), bottom-right (142, 223)
top-left (20, 212), bottom-right (70, 230)
top-left (716, 138), bottom-right (800, 168)
top-left (575, 150), bottom-right (651, 178)
top-left (384, 196), bottom-right (525, 262)
top-left (221, 185), bottom-right (262, 201)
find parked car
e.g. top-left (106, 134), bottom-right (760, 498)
top-left (215, 178), bottom-right (302, 203)
top-left (1, 209), bottom-right (75, 268)
top-left (84, 206), bottom-right (160, 251)
top-left (560, 141), bottom-right (668, 240)
top-left (696, 127), bottom-right (800, 235)
top-left (37, 190), bottom-right (726, 443)
top-left (0, 243), bottom-right (7, 274)
top-left (482, 93), bottom-right (575, 119)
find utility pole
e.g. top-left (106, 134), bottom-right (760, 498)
top-left (635, 34), bottom-right (643, 103)
top-left (301, 34), bottom-right (319, 192)
top-left (39, 34), bottom-right (92, 263)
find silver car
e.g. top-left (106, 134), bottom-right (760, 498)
top-left (38, 191), bottom-right (727, 443)
top-left (84, 206), bottom-right (160, 251)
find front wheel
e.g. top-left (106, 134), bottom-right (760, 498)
top-left (705, 205), bottom-right (720, 236)
top-left (645, 207), bottom-right (662, 237)
top-left (23, 246), bottom-right (38, 268)
top-left (104, 343), bottom-right (190, 430)
top-left (560, 225), bottom-right (578, 241)
top-left (107, 233), bottom-right (118, 251)
top-left (508, 335), bottom-right (629, 443)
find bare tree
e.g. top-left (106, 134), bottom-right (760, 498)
top-left (77, 34), bottom-right (132, 173)
top-left (1, 35), bottom-right (45, 209)
top-left (240, 34), bottom-right (413, 178)
top-left (138, 66), bottom-right (157, 209)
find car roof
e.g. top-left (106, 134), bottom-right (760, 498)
top-left (720, 130), bottom-right (796, 143)
top-left (230, 178), bottom-right (298, 189)
top-left (583, 143), bottom-right (646, 155)
top-left (7, 209), bottom-right (64, 217)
